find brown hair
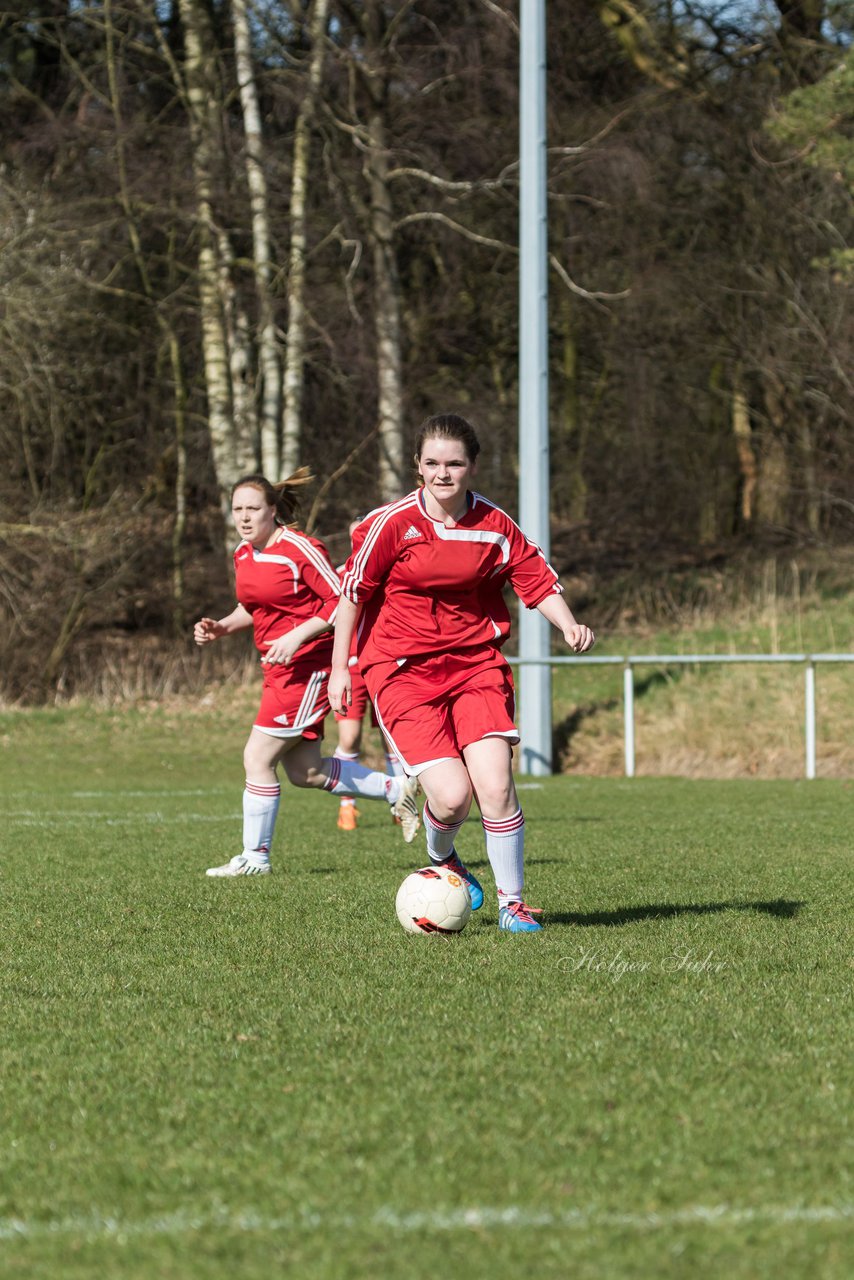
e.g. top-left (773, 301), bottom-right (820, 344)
top-left (414, 413), bottom-right (481, 465)
top-left (231, 467), bottom-right (313, 527)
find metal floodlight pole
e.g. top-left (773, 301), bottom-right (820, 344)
top-left (518, 0), bottom-right (552, 776)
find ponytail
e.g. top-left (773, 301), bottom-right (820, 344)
top-left (231, 468), bottom-right (313, 527)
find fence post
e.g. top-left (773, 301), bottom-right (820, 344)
top-left (623, 662), bottom-right (635, 777)
top-left (805, 661), bottom-right (816, 780)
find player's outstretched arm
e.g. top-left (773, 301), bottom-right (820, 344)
top-left (535, 593), bottom-right (596, 654)
top-left (193, 604), bottom-right (254, 646)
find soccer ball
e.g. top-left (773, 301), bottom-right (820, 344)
top-left (395, 866), bottom-right (472, 935)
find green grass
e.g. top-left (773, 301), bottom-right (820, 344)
top-left (1, 704), bottom-right (852, 1278)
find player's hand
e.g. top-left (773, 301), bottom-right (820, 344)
top-left (328, 667), bottom-right (352, 715)
top-left (261, 635), bottom-right (300, 666)
top-left (194, 617), bottom-right (224, 646)
top-left (565, 623), bottom-right (595, 653)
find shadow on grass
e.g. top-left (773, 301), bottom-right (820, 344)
top-left (385, 857), bottom-right (566, 876)
top-left (549, 899), bottom-right (804, 927)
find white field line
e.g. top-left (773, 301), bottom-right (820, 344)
top-left (6, 811), bottom-right (237, 827)
top-left (73, 790), bottom-right (222, 799)
top-left (0, 1202), bottom-right (851, 1244)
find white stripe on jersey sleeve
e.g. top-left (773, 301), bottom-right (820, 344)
top-left (470, 490), bottom-right (563, 581)
top-left (274, 528), bottom-right (341, 594)
top-left (342, 492), bottom-right (420, 600)
top-left (252, 549), bottom-right (300, 590)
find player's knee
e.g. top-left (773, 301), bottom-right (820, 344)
top-left (428, 786), bottom-right (472, 826)
top-left (476, 777), bottom-right (517, 816)
top-left (243, 741), bottom-right (267, 776)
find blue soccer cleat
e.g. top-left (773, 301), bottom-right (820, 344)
top-left (440, 852), bottom-right (484, 910)
top-left (498, 900), bottom-right (543, 933)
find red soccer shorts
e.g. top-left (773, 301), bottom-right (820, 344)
top-left (364, 645), bottom-right (518, 776)
top-left (254, 655), bottom-right (330, 740)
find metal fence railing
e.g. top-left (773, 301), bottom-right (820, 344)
top-left (505, 654), bottom-right (854, 779)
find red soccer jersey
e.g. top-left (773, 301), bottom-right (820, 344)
top-left (234, 527), bottom-right (340, 659)
top-left (340, 488), bottom-right (562, 669)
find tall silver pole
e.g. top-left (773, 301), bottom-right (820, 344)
top-left (518, 0), bottom-right (552, 775)
top-left (623, 663), bottom-right (636, 778)
top-left (805, 661), bottom-right (816, 780)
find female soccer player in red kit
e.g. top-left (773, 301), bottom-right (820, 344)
top-left (328, 415), bottom-right (595, 931)
top-left (194, 473), bottom-right (420, 877)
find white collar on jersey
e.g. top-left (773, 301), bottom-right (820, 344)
top-left (415, 490), bottom-right (509, 565)
top-left (416, 488), bottom-right (476, 526)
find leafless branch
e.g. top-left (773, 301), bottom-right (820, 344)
top-left (387, 167), bottom-right (511, 193)
top-left (549, 253), bottom-right (631, 303)
top-left (394, 211), bottom-right (514, 252)
top-left (305, 425), bottom-right (381, 533)
top-left (477, 0), bottom-right (519, 37)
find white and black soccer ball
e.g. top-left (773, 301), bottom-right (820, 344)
top-left (395, 866), bottom-right (472, 935)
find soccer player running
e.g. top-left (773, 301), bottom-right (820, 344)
top-left (328, 415), bottom-right (595, 932)
top-left (193, 473), bottom-right (420, 877)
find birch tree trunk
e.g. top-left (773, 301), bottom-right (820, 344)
top-left (282, 0), bottom-right (330, 477)
top-left (167, 327), bottom-right (189, 632)
top-left (232, 0), bottom-right (281, 478)
top-left (365, 105), bottom-right (405, 501)
top-left (176, 0), bottom-right (239, 500)
top-left (216, 226), bottom-right (257, 475)
top-left (327, 0), bottom-right (406, 501)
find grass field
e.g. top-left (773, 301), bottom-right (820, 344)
top-left (1, 703), bottom-right (852, 1278)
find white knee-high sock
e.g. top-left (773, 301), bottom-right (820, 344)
top-left (482, 808), bottom-right (525, 907)
top-left (424, 802), bottom-right (464, 863)
top-left (322, 755), bottom-right (398, 802)
top-left (334, 749), bottom-right (359, 806)
top-left (243, 781), bottom-right (281, 859)
top-left (384, 750), bottom-right (405, 778)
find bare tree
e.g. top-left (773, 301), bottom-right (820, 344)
top-left (232, 0), bottom-right (282, 477)
top-left (331, 0), bottom-right (412, 501)
top-left (282, 0), bottom-right (331, 476)
top-left (176, 0), bottom-right (254, 502)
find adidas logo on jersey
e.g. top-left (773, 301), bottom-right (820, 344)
top-left (273, 713), bottom-right (290, 725)
top-left (402, 525), bottom-right (421, 541)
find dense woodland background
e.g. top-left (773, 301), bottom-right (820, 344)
top-left (0, 0), bottom-right (851, 702)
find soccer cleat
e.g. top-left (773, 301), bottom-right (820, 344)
top-left (205, 854), bottom-right (271, 877)
top-left (337, 802), bottom-right (359, 831)
top-left (389, 775), bottom-right (421, 844)
top-left (439, 852), bottom-right (484, 910)
top-left (498, 900), bottom-right (543, 933)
